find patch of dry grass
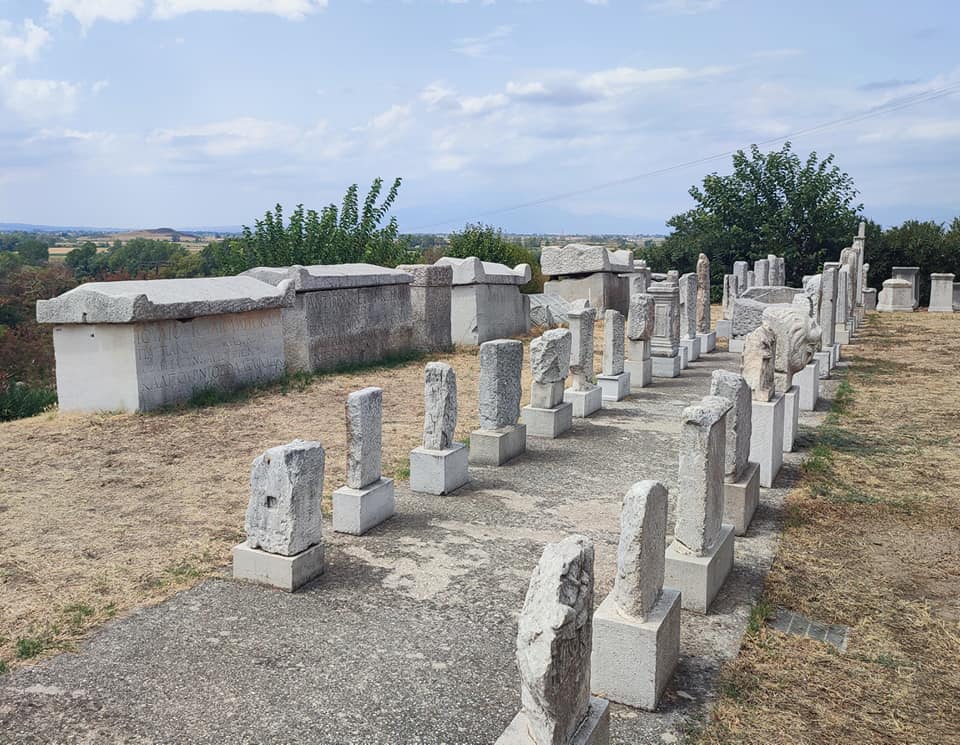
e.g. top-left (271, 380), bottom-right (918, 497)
top-left (696, 311), bottom-right (960, 745)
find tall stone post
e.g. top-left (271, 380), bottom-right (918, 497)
top-left (930, 273), bottom-right (956, 312)
top-left (624, 293), bottom-right (654, 389)
top-left (742, 323), bottom-right (784, 487)
top-left (597, 309), bottom-right (631, 402)
top-left (733, 261), bottom-right (749, 296)
top-left (649, 282), bottom-right (681, 378)
top-left (410, 362), bottom-right (469, 495)
top-left (469, 339), bottom-right (526, 465)
top-left (710, 370), bottom-right (759, 535)
top-left (521, 328), bottom-right (574, 438)
top-left (564, 307), bottom-right (603, 417)
top-left (678, 272), bottom-right (699, 367)
top-left (754, 258), bottom-right (770, 286)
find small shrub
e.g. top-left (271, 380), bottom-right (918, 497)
top-left (0, 382), bottom-right (57, 421)
top-left (15, 637), bottom-right (45, 659)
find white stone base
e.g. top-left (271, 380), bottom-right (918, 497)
top-left (680, 336), bottom-right (701, 362)
top-left (597, 372), bottom-right (631, 402)
top-left (590, 590), bottom-right (680, 711)
top-left (624, 357), bottom-right (653, 388)
top-left (783, 385), bottom-right (799, 453)
top-left (468, 424), bottom-right (526, 466)
top-left (728, 338), bottom-right (744, 354)
top-left (564, 385), bottom-right (603, 417)
top-left (651, 355), bottom-right (681, 378)
top-left (232, 542), bottom-right (324, 592)
top-left (332, 478), bottom-right (396, 536)
top-left (496, 697), bottom-right (610, 745)
top-left (409, 444), bottom-right (469, 495)
top-left (723, 461), bottom-right (760, 536)
top-left (814, 351), bottom-right (831, 380)
top-left (715, 319), bottom-right (732, 340)
top-left (832, 342), bottom-right (841, 367)
top-left (836, 327), bottom-right (850, 344)
top-left (663, 524), bottom-right (735, 614)
top-left (750, 393), bottom-right (784, 488)
top-left (698, 331), bottom-right (717, 353)
top-left (521, 402), bottom-right (573, 438)
top-left (796, 361), bottom-right (820, 411)
top-left (679, 345), bottom-right (689, 369)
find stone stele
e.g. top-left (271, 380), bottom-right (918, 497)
top-left (479, 339), bottom-right (524, 430)
top-left (612, 481), bottom-right (668, 620)
top-left (741, 323), bottom-right (777, 403)
top-left (678, 273), bottom-right (698, 340)
top-left (346, 387), bottom-right (383, 490)
top-left (627, 293), bottom-right (655, 341)
top-left (722, 275), bottom-right (738, 320)
top-left (602, 310), bottom-right (625, 376)
top-left (733, 261), bottom-right (749, 296)
top-left (696, 253), bottom-right (711, 333)
top-left (709, 369), bottom-right (752, 480)
top-left (517, 534), bottom-right (595, 745)
top-left (531, 328), bottom-right (573, 384)
top-left (568, 307), bottom-right (598, 390)
top-left (423, 362), bottom-right (457, 450)
top-left (245, 439), bottom-right (325, 556)
top-left (761, 305), bottom-right (821, 389)
top-left (675, 396), bottom-right (731, 555)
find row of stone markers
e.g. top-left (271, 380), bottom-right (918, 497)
top-left (877, 267), bottom-right (959, 312)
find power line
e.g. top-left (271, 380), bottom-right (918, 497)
top-left (407, 81), bottom-right (960, 232)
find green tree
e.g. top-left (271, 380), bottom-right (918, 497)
top-left (64, 241), bottom-right (99, 278)
top-left (662, 142), bottom-right (863, 291)
top-left (17, 238), bottom-right (49, 266)
top-left (445, 223), bottom-right (543, 293)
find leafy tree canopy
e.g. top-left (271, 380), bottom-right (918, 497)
top-left (445, 222), bottom-right (543, 293)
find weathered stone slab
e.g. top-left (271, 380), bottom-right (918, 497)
top-left (346, 387), bottom-right (383, 490)
top-left (820, 266), bottom-right (837, 349)
top-left (450, 283), bottom-right (529, 345)
top-left (244, 263), bottom-right (411, 292)
top-left (245, 439), bottom-right (325, 556)
top-left (746, 270), bottom-right (756, 289)
top-left (696, 253), bottom-right (711, 333)
top-left (397, 263), bottom-right (453, 352)
top-left (531, 328), bottom-right (572, 384)
top-left (568, 307), bottom-right (598, 390)
top-left (740, 286), bottom-right (803, 304)
top-left (479, 339), bottom-right (523, 430)
top-left (435, 256), bottom-right (529, 286)
top-left (649, 283), bottom-right (680, 358)
top-left (741, 323), bottom-right (777, 402)
top-left (541, 244), bottom-right (612, 275)
top-left (709, 370), bottom-right (752, 480)
top-left (544, 273), bottom-right (629, 315)
top-left (731, 297), bottom-right (791, 337)
top-left (602, 310), bottom-right (625, 376)
top-left (612, 481), bottom-right (668, 619)
top-left (722, 275), bottom-right (738, 320)
top-left (754, 259), bottom-right (769, 287)
top-left (627, 293), bottom-right (655, 341)
top-left (679, 273), bottom-right (698, 340)
top-left (423, 362), bottom-right (458, 450)
top-left (929, 273), bottom-right (956, 312)
top-left (733, 261), bottom-right (749, 296)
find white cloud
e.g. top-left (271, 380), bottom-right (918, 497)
top-left (92, 79), bottom-right (110, 94)
top-left (0, 19), bottom-right (51, 63)
top-left (452, 24), bottom-right (513, 58)
top-left (47, 0), bottom-right (145, 28)
top-left (859, 119), bottom-right (960, 143)
top-left (148, 117), bottom-right (302, 156)
top-left (1, 75), bottom-right (79, 119)
top-left (645, 0), bottom-right (725, 14)
top-left (362, 103), bottom-right (412, 131)
top-left (152, 0), bottom-right (327, 20)
top-left (458, 93), bottom-right (508, 116)
top-left (420, 81), bottom-right (456, 108)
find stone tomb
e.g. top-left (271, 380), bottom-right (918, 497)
top-left (591, 481), bottom-right (680, 711)
top-left (742, 324), bottom-right (784, 488)
top-left (36, 276), bottom-right (291, 413)
top-left (521, 328), bottom-right (574, 438)
top-left (436, 256), bottom-right (531, 345)
top-left (496, 535), bottom-right (609, 745)
top-left (333, 387), bottom-right (396, 535)
top-left (876, 278), bottom-right (915, 312)
top-left (891, 266), bottom-right (920, 308)
top-left (233, 439), bottom-right (326, 592)
top-left (409, 362), bottom-right (469, 495)
top-left (929, 273), bottom-right (956, 312)
top-left (663, 396), bottom-right (736, 613)
top-left (564, 307), bottom-right (603, 417)
top-left (541, 243), bottom-right (633, 314)
top-left (396, 263), bottom-right (454, 352)
top-left (624, 293), bottom-right (655, 389)
top-left (710, 370), bottom-right (760, 536)
top-left (597, 309), bottom-right (631, 402)
top-left (470, 339), bottom-right (527, 465)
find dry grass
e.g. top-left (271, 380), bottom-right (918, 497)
top-left (696, 311), bottom-right (960, 745)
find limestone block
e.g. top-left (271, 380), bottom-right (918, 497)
top-left (469, 424), bottom-right (527, 466)
top-left (761, 306), bottom-right (821, 389)
top-left (715, 319), bottom-right (732, 340)
top-left (651, 354), bottom-right (681, 378)
top-left (863, 288), bottom-right (877, 310)
top-left (733, 261), bottom-right (749, 296)
top-left (891, 266), bottom-right (920, 308)
top-left (741, 323), bottom-right (777, 402)
top-left (723, 460), bottom-right (759, 536)
top-left (517, 535), bottom-right (596, 745)
top-left (680, 336), bottom-right (700, 362)
top-left (709, 369), bottom-right (752, 480)
top-left (244, 263), bottom-right (411, 292)
top-left (649, 284), bottom-right (680, 358)
top-left (740, 286), bottom-right (804, 305)
top-left (543, 273), bottom-right (629, 315)
top-left (624, 356), bottom-right (653, 388)
top-left (480, 260), bottom-right (531, 285)
top-left (522, 402), bottom-right (573, 439)
top-left (564, 386), bottom-right (603, 418)
top-left (876, 278), bottom-right (914, 312)
top-left (568, 307), bottom-right (597, 389)
top-left (602, 310), bottom-right (625, 376)
top-left (836, 265), bottom-right (851, 321)
top-left (679, 344), bottom-right (689, 370)
top-left (232, 542), bottom-right (324, 592)
top-left (627, 293), bottom-right (655, 341)
top-left (782, 385), bottom-right (799, 453)
top-left (746, 270), bottom-right (756, 289)
top-left (332, 478), bottom-right (395, 535)
top-left (675, 396), bottom-right (731, 555)
top-left (796, 361), bottom-right (820, 411)
top-left (820, 266), bottom-right (838, 349)
top-left (612, 481), bottom-right (668, 619)
top-left (664, 524), bottom-right (734, 613)
top-left (722, 275), bottom-right (738, 320)
top-left (699, 331), bottom-right (716, 353)
top-left (423, 362), bottom-right (458, 450)
top-left (479, 339), bottom-right (523, 430)
top-left (929, 273), bottom-right (956, 312)
top-left (397, 263), bottom-right (453, 353)
top-left (531, 329), bottom-right (573, 384)
top-left (496, 699), bottom-right (609, 745)
top-left (245, 439), bottom-right (325, 556)
top-left (450, 283), bottom-right (529, 345)
top-left (597, 372), bottom-right (631, 402)
top-left (731, 297), bottom-right (780, 337)
top-left (696, 253), bottom-right (711, 333)
top-left (814, 351), bottom-right (831, 380)
top-left (345, 387), bottom-right (383, 490)
top-left (532, 380), bottom-right (565, 409)
top-left (541, 244), bottom-right (612, 275)
top-left (409, 444), bottom-right (469, 495)
top-left (679, 273), bottom-right (698, 340)
top-left (754, 259), bottom-right (770, 287)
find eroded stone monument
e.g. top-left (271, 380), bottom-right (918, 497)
top-left (929, 273), bottom-right (956, 312)
top-left (410, 362), bottom-right (469, 495)
top-left (710, 370), bottom-right (759, 535)
top-left (597, 309), bottom-right (631, 402)
top-left (522, 329), bottom-right (574, 438)
top-left (678, 273), bottom-right (700, 367)
top-left (742, 323), bottom-right (784, 487)
top-left (649, 283), bottom-right (681, 378)
top-left (624, 293), bottom-right (655, 389)
top-left (564, 306), bottom-right (602, 417)
top-left (470, 339), bottom-right (526, 465)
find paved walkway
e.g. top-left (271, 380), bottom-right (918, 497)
top-left (0, 349), bottom-right (834, 744)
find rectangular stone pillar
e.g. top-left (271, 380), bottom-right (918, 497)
top-left (397, 263), bottom-right (453, 352)
top-left (597, 309), bottom-right (630, 401)
top-left (796, 360), bottom-right (820, 411)
top-left (410, 362), bottom-right (469, 495)
top-left (649, 283), bottom-right (681, 378)
top-left (929, 273), bottom-right (956, 312)
top-left (470, 339), bottom-right (526, 465)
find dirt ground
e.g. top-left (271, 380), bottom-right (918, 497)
top-left (696, 311), bottom-right (960, 745)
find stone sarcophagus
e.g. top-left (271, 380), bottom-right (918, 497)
top-left (36, 276), bottom-right (292, 412)
top-left (435, 257), bottom-right (531, 345)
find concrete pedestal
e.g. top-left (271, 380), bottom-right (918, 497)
top-left (832, 343), bottom-right (841, 368)
top-left (797, 361), bottom-right (819, 411)
top-left (728, 338), bottom-right (744, 354)
top-left (680, 336), bottom-right (700, 362)
top-left (469, 424), bottom-right (526, 466)
top-left (409, 444), bottom-right (469, 495)
top-left (624, 357), bottom-right (653, 389)
top-left (663, 524), bottom-right (735, 614)
top-left (651, 355), bottom-right (681, 378)
top-left (590, 590), bottom-right (680, 711)
top-left (698, 331), bottom-right (717, 353)
top-left (715, 319), bottom-right (732, 340)
top-left (521, 402), bottom-right (573, 438)
top-left (597, 372), bottom-right (631, 402)
top-left (232, 542), bottom-right (324, 592)
top-left (836, 327), bottom-right (850, 345)
top-left (496, 697), bottom-right (610, 745)
top-left (565, 386), bottom-right (603, 417)
top-left (749, 393), bottom-right (784, 488)
top-left (333, 478), bottom-right (396, 536)
top-left (783, 385), bottom-right (799, 453)
top-left (814, 351), bottom-right (831, 380)
top-left (723, 461), bottom-right (760, 536)
top-left (678, 345), bottom-right (689, 369)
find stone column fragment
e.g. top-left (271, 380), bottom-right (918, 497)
top-left (696, 253), bottom-right (711, 333)
top-left (346, 386), bottom-right (383, 489)
top-left (733, 261), bottom-right (749, 296)
top-left (820, 266), bottom-right (838, 349)
top-left (602, 309), bottom-right (625, 376)
top-left (612, 481), bottom-right (667, 619)
top-left (423, 362), bottom-right (457, 450)
top-left (568, 306), bottom-right (597, 390)
top-left (722, 275), bottom-right (738, 320)
top-left (741, 323), bottom-right (777, 402)
top-left (754, 259), bottom-right (770, 286)
top-left (679, 273), bottom-right (698, 340)
top-left (479, 339), bottom-right (523, 430)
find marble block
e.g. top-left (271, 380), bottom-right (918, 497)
top-left (332, 478), bottom-right (396, 535)
top-left (232, 542), bottom-right (324, 593)
top-left (624, 357), bottom-right (653, 388)
top-left (521, 403), bottom-right (574, 438)
top-left (782, 385), bottom-right (799, 453)
top-left (797, 361), bottom-right (820, 411)
top-left (663, 524), bottom-right (735, 614)
top-left (469, 424), bottom-right (526, 466)
top-left (678, 344), bottom-right (689, 369)
top-left (723, 461), bottom-right (760, 536)
top-left (495, 698), bottom-right (610, 745)
top-left (680, 336), bottom-right (700, 362)
top-left (597, 372), bottom-right (631, 402)
top-left (409, 444), bottom-right (469, 495)
top-left (565, 385), bottom-right (603, 417)
top-left (699, 331), bottom-right (717, 353)
top-left (715, 319), bottom-right (732, 340)
top-left (814, 351), bottom-right (831, 379)
top-left (728, 337), bottom-right (744, 353)
top-left (652, 355), bottom-right (681, 378)
top-left (749, 393), bottom-right (784, 488)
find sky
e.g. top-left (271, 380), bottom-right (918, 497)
top-left (0, 0), bottom-right (958, 234)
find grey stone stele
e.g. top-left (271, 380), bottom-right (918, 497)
top-left (36, 275), bottom-right (295, 325)
top-left (517, 535), bottom-right (595, 745)
top-left (836, 265), bottom-right (851, 322)
top-left (746, 269), bottom-right (756, 289)
top-left (531, 328), bottom-right (573, 384)
top-left (678, 273), bottom-right (698, 340)
top-left (696, 253), bottom-right (711, 333)
top-left (820, 266), bottom-right (838, 349)
top-left (568, 307), bottom-right (598, 390)
top-left (602, 310), bottom-right (625, 376)
top-left (423, 362), bottom-right (457, 450)
top-left (741, 323), bottom-right (777, 403)
top-left (722, 275), bottom-right (738, 320)
top-left (929, 273), bottom-right (956, 312)
top-left (613, 481), bottom-right (668, 620)
top-left (709, 370), bottom-right (752, 480)
top-left (733, 261), bottom-right (749, 296)
top-left (754, 258), bottom-right (770, 287)
top-left (479, 339), bottom-right (524, 430)
top-left (802, 274), bottom-right (823, 325)
top-left (648, 283), bottom-right (680, 358)
top-left (245, 439), bottom-right (325, 556)
top-left (675, 396), bottom-right (731, 555)
top-left (761, 305), bottom-right (821, 390)
top-left (346, 387), bottom-right (383, 490)
top-left (626, 293), bottom-right (655, 342)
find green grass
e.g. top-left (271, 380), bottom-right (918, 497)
top-left (394, 463), bottom-right (410, 480)
top-left (0, 383), bottom-right (57, 422)
top-left (747, 599), bottom-right (774, 638)
top-left (64, 603), bottom-right (95, 630)
top-left (0, 659), bottom-right (7, 674)
top-left (15, 636), bottom-right (46, 660)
